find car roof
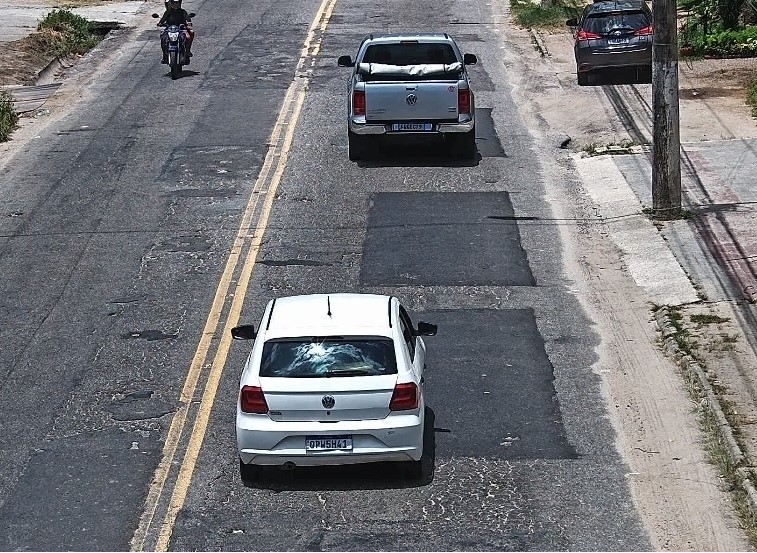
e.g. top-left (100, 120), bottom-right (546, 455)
top-left (586, 0), bottom-right (649, 13)
top-left (263, 293), bottom-right (394, 338)
top-left (363, 33), bottom-right (453, 44)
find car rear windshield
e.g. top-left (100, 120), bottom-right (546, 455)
top-left (584, 10), bottom-right (650, 33)
top-left (362, 42), bottom-right (458, 65)
top-left (260, 338), bottom-right (398, 378)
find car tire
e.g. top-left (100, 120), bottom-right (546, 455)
top-left (404, 455), bottom-right (432, 483)
top-left (451, 129), bottom-right (476, 159)
top-left (239, 459), bottom-right (262, 483)
top-left (348, 130), bottom-right (366, 161)
top-left (639, 66), bottom-right (652, 83)
top-left (577, 71), bottom-right (589, 86)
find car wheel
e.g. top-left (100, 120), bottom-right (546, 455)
top-left (348, 130), bottom-right (365, 161)
top-left (239, 459), bottom-right (262, 483)
top-left (404, 455), bottom-right (432, 483)
top-left (577, 71), bottom-right (589, 86)
top-left (639, 66), bottom-right (652, 83)
top-left (450, 129), bottom-right (476, 159)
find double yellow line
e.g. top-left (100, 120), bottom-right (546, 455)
top-left (130, 0), bottom-right (338, 549)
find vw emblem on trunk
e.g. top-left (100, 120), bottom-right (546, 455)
top-left (322, 395), bottom-right (335, 409)
top-left (406, 94), bottom-right (418, 106)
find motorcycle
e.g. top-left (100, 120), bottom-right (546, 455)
top-left (152, 12), bottom-right (195, 80)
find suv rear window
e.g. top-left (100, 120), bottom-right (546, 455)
top-left (363, 43), bottom-right (457, 65)
top-left (260, 338), bottom-right (398, 377)
top-left (585, 10), bottom-right (650, 33)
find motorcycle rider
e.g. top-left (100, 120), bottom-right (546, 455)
top-left (157, 0), bottom-right (194, 64)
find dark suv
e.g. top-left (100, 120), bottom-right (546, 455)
top-left (566, 0), bottom-right (653, 85)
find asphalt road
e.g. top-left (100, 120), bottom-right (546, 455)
top-left (0, 0), bottom-right (651, 549)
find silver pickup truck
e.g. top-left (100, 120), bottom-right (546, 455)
top-left (337, 34), bottom-right (478, 161)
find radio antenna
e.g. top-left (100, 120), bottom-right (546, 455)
top-left (327, 295), bottom-right (332, 317)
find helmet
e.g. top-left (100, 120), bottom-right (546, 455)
top-left (166, 0), bottom-right (181, 8)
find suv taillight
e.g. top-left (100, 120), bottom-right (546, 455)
top-left (458, 88), bottom-right (471, 115)
top-left (240, 385), bottom-right (268, 414)
top-left (353, 90), bottom-right (366, 116)
top-left (634, 25), bottom-right (653, 36)
top-left (577, 29), bottom-right (602, 40)
top-left (389, 382), bottom-right (419, 411)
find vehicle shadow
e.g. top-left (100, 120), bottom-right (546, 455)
top-left (357, 141), bottom-right (481, 168)
top-left (244, 407), bottom-right (438, 491)
top-left (584, 67), bottom-right (652, 86)
top-left (164, 69), bottom-right (201, 79)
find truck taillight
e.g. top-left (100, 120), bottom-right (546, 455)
top-left (240, 385), bottom-right (268, 414)
top-left (458, 88), bottom-right (471, 115)
top-left (353, 91), bottom-right (366, 116)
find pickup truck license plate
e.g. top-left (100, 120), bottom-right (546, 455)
top-left (391, 123), bottom-right (433, 132)
top-left (305, 435), bottom-right (353, 451)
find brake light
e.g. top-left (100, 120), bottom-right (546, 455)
top-left (577, 29), bottom-right (602, 40)
top-left (353, 90), bottom-right (366, 116)
top-left (634, 25), bottom-right (653, 36)
top-left (389, 382), bottom-right (419, 411)
top-left (240, 385), bottom-right (268, 414)
top-left (458, 88), bottom-right (471, 115)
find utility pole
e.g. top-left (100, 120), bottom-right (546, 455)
top-left (652, 0), bottom-right (682, 217)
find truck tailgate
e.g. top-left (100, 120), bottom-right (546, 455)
top-left (365, 81), bottom-right (459, 122)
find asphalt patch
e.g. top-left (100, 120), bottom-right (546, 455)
top-left (421, 308), bottom-right (578, 460)
top-left (361, 192), bottom-right (534, 286)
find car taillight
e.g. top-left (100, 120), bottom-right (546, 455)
top-left (458, 88), bottom-right (471, 115)
top-left (577, 29), bottom-right (602, 40)
top-left (389, 382), bottom-right (419, 411)
top-left (634, 25), bottom-right (653, 36)
top-left (353, 90), bottom-right (366, 116)
top-left (240, 385), bottom-right (268, 414)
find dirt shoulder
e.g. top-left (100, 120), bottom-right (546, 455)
top-left (498, 8), bottom-right (757, 551)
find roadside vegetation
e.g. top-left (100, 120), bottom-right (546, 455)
top-left (748, 80), bottom-right (757, 117)
top-left (36, 9), bottom-right (101, 58)
top-left (679, 0), bottom-right (757, 57)
top-left (0, 91), bottom-right (19, 142)
top-left (657, 305), bottom-right (757, 545)
top-left (510, 0), bottom-right (583, 28)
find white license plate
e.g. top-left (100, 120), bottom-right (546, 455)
top-left (391, 123), bottom-right (433, 132)
top-left (608, 38), bottom-right (629, 44)
top-left (305, 435), bottom-right (353, 451)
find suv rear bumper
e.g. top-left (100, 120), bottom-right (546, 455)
top-left (349, 117), bottom-right (475, 135)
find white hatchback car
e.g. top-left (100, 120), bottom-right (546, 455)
top-left (231, 293), bottom-right (437, 482)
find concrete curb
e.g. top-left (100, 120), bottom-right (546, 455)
top-left (655, 307), bottom-right (757, 518)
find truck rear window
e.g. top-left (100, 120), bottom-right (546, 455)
top-left (363, 43), bottom-right (457, 65)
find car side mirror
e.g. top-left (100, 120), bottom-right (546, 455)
top-left (463, 53), bottom-right (477, 65)
top-left (152, 13), bottom-right (159, 17)
top-left (416, 322), bottom-right (437, 336)
top-left (338, 55), bottom-right (354, 67)
top-left (231, 324), bottom-right (256, 340)
top-left (566, 18), bottom-right (578, 26)
top-left (188, 12), bottom-right (196, 17)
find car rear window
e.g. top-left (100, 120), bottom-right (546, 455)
top-left (362, 43), bottom-right (457, 65)
top-left (260, 338), bottom-right (398, 377)
top-left (584, 10), bottom-right (650, 33)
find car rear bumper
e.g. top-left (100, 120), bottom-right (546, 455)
top-left (237, 411), bottom-right (424, 466)
top-left (575, 47), bottom-right (651, 72)
top-left (348, 117), bottom-right (475, 135)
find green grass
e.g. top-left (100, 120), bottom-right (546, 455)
top-left (510, 0), bottom-right (582, 28)
top-left (0, 91), bottom-right (19, 143)
top-left (37, 9), bottom-right (100, 58)
top-left (690, 313), bottom-right (730, 325)
top-left (748, 80), bottom-right (757, 118)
